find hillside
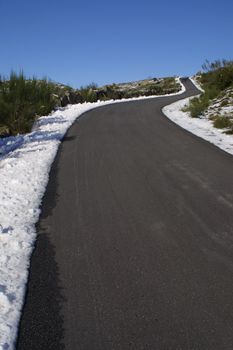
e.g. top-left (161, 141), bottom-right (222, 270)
top-left (89, 76), bottom-right (180, 100)
top-left (0, 74), bottom-right (180, 136)
top-left (186, 60), bottom-right (233, 134)
top-left (163, 60), bottom-right (233, 157)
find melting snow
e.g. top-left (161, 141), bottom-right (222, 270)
top-left (163, 80), bottom-right (233, 156)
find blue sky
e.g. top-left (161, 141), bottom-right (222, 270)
top-left (1, 0), bottom-right (233, 88)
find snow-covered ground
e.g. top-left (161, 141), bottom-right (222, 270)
top-left (190, 76), bottom-right (205, 92)
top-left (205, 86), bottom-right (233, 119)
top-left (163, 78), bottom-right (233, 156)
top-left (0, 82), bottom-right (186, 349)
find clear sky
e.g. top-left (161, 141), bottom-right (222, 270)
top-left (1, 0), bottom-right (233, 88)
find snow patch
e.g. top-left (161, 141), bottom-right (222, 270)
top-left (163, 97), bottom-right (233, 156)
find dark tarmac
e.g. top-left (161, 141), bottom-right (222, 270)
top-left (17, 79), bottom-right (233, 349)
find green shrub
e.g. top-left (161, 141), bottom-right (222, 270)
top-left (212, 115), bottom-right (233, 129)
top-left (162, 77), bottom-right (180, 92)
top-left (188, 95), bottom-right (209, 118)
top-left (186, 60), bottom-right (233, 118)
top-left (0, 72), bottom-right (59, 135)
top-left (79, 86), bottom-right (98, 102)
top-left (200, 59), bottom-right (233, 91)
top-left (188, 85), bottom-right (219, 118)
top-left (86, 89), bottom-right (97, 102)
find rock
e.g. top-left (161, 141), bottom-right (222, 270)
top-left (61, 91), bottom-right (83, 106)
top-left (69, 91), bottom-right (83, 104)
top-left (60, 94), bottom-right (69, 107)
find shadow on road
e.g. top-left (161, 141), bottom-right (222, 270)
top-left (16, 227), bottom-right (66, 350)
top-left (16, 149), bottom-right (65, 350)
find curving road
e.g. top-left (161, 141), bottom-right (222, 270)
top-left (17, 79), bottom-right (233, 349)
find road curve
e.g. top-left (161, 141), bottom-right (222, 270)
top-left (17, 79), bottom-right (233, 349)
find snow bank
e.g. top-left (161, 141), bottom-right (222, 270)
top-left (0, 80), bottom-right (185, 349)
top-left (190, 76), bottom-right (205, 93)
top-left (163, 97), bottom-right (233, 156)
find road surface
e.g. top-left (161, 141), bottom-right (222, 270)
top-left (17, 79), bottom-right (233, 349)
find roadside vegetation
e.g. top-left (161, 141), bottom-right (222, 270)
top-left (185, 59), bottom-right (233, 133)
top-left (0, 72), bottom-right (72, 136)
top-left (0, 73), bottom-right (180, 136)
top-left (87, 77), bottom-right (180, 101)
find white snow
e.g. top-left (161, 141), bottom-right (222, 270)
top-left (190, 76), bottom-right (205, 93)
top-left (0, 80), bottom-right (185, 349)
top-left (163, 96), bottom-right (233, 156)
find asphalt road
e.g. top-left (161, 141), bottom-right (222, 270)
top-left (17, 79), bottom-right (233, 349)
